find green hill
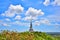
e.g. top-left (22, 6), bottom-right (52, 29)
top-left (0, 31), bottom-right (59, 40)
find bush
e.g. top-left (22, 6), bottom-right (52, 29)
top-left (0, 31), bottom-right (59, 40)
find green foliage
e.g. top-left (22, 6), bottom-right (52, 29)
top-left (0, 31), bottom-right (59, 40)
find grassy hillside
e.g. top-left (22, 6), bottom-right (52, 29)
top-left (0, 31), bottom-right (59, 40)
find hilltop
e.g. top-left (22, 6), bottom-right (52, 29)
top-left (0, 31), bottom-right (58, 40)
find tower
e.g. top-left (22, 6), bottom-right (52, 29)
top-left (29, 19), bottom-right (33, 32)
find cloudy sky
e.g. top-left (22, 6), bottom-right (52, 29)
top-left (0, 0), bottom-right (60, 32)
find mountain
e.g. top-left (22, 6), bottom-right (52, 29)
top-left (46, 32), bottom-right (60, 35)
top-left (0, 31), bottom-right (59, 40)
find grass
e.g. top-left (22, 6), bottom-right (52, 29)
top-left (0, 30), bottom-right (59, 40)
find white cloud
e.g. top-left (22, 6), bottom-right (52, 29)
top-left (26, 7), bottom-right (44, 17)
top-left (11, 21), bottom-right (30, 27)
top-left (2, 23), bottom-right (11, 27)
top-left (1, 4), bottom-right (24, 18)
top-left (23, 16), bottom-right (32, 21)
top-left (52, 0), bottom-right (60, 6)
top-left (33, 17), bottom-right (60, 27)
top-left (1, 13), bottom-right (5, 16)
top-left (23, 7), bottom-right (44, 21)
top-left (9, 4), bottom-right (24, 14)
top-left (33, 18), bottom-right (50, 26)
top-left (47, 15), bottom-right (60, 22)
top-left (40, 18), bottom-right (50, 25)
top-left (43, 0), bottom-right (60, 6)
top-left (0, 20), bottom-right (11, 27)
top-left (5, 11), bottom-right (15, 17)
top-left (15, 15), bottom-right (21, 20)
top-left (47, 23), bottom-right (60, 28)
top-left (13, 21), bottom-right (21, 25)
top-left (34, 21), bottom-right (40, 26)
top-left (43, 0), bottom-right (50, 6)
top-left (2, 23), bottom-right (8, 26)
top-left (54, 23), bottom-right (60, 28)
top-left (5, 18), bottom-right (11, 21)
top-left (23, 16), bottom-right (37, 21)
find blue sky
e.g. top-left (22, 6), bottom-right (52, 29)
top-left (0, 0), bottom-right (60, 32)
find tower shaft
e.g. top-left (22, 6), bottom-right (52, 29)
top-left (29, 19), bottom-right (33, 32)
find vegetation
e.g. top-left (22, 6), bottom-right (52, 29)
top-left (0, 30), bottom-right (59, 40)
top-left (52, 35), bottom-right (60, 40)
